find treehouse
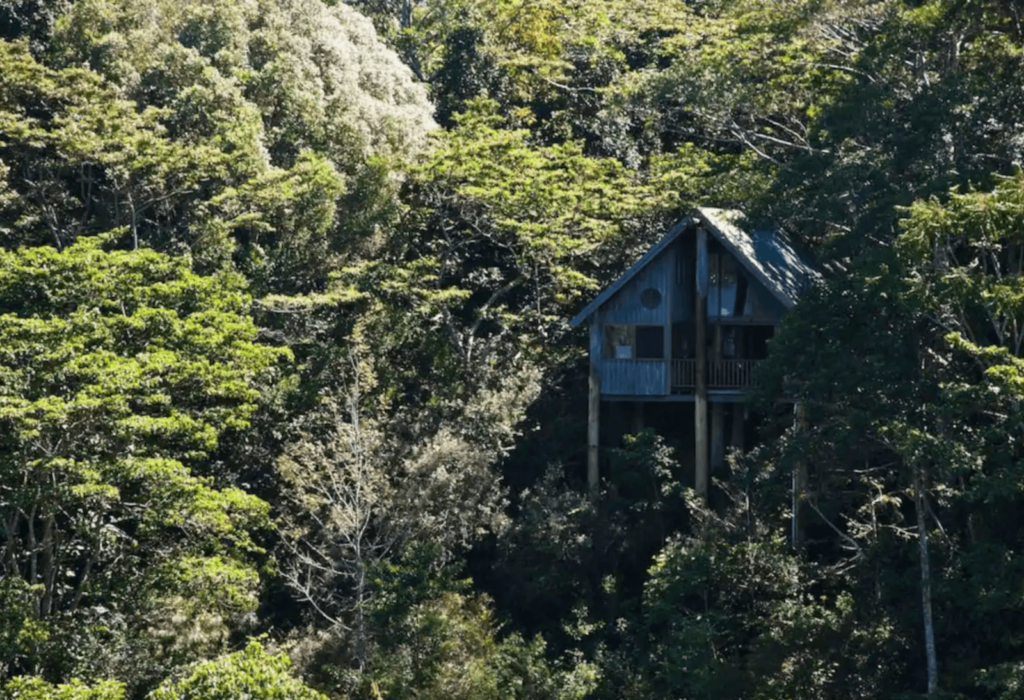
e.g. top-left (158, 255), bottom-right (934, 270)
top-left (570, 207), bottom-right (819, 499)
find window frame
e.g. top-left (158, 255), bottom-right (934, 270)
top-left (604, 324), bottom-right (665, 361)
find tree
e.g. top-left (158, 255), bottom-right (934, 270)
top-left (895, 172), bottom-right (1024, 696)
top-left (276, 335), bottom-right (540, 671)
top-left (0, 38), bottom-right (350, 293)
top-left (638, 500), bottom-right (896, 700)
top-left (147, 639), bottom-right (326, 700)
top-left (2, 676), bottom-right (124, 700)
top-left (388, 98), bottom-right (660, 366)
top-left (0, 237), bottom-right (287, 685)
top-left (746, 171), bottom-right (1024, 697)
top-left (51, 0), bottom-right (436, 171)
top-left (3, 0), bottom-right (438, 295)
top-left (0, 0), bottom-right (69, 52)
top-left (335, 548), bottom-right (598, 700)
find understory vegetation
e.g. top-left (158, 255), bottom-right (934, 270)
top-left (1, 0), bottom-right (1024, 697)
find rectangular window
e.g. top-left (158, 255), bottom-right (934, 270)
top-left (723, 327), bottom-right (737, 358)
top-left (636, 326), bottom-right (665, 359)
top-left (604, 325), bottom-right (665, 360)
top-left (672, 322), bottom-right (694, 359)
top-left (718, 255), bottom-right (738, 317)
top-left (605, 325), bottom-right (635, 359)
top-left (708, 253), bottom-right (739, 318)
top-left (721, 255), bottom-right (738, 286)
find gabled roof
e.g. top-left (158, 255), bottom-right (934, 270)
top-left (569, 207), bottom-right (819, 327)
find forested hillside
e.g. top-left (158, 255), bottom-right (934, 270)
top-left (1, 0), bottom-right (1024, 697)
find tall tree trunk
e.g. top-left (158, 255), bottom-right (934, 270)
top-left (792, 402), bottom-right (808, 551)
top-left (354, 561), bottom-right (369, 671)
top-left (587, 315), bottom-right (601, 501)
top-left (915, 463), bottom-right (939, 695)
top-left (694, 227), bottom-right (709, 500)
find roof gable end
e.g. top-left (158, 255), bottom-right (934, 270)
top-left (568, 217), bottom-right (690, 327)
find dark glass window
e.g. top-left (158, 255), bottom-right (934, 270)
top-left (709, 254), bottom-right (738, 317)
top-left (672, 322), bottom-right (693, 358)
top-left (636, 326), bottom-right (665, 359)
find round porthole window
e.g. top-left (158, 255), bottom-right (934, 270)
top-left (640, 287), bottom-right (662, 309)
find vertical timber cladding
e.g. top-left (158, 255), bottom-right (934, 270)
top-left (599, 251), bottom-right (672, 395)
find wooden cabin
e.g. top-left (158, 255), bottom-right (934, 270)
top-left (570, 207), bottom-right (819, 499)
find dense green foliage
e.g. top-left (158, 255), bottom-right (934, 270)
top-left (0, 238), bottom-right (286, 687)
top-left (2, 676), bottom-right (125, 700)
top-left (4, 0), bottom-right (1024, 698)
top-left (148, 640), bottom-right (326, 700)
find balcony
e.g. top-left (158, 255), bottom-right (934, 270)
top-left (671, 358), bottom-right (759, 392)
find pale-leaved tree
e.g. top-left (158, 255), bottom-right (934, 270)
top-left (277, 343), bottom-right (539, 670)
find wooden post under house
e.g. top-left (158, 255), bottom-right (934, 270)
top-left (587, 313), bottom-right (601, 501)
top-left (695, 226), bottom-right (710, 500)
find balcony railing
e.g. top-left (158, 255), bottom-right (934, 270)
top-left (671, 359), bottom-right (760, 391)
top-left (672, 359), bottom-right (697, 389)
top-left (709, 359), bottom-right (758, 388)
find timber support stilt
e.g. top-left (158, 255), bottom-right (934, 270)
top-left (632, 401), bottom-right (645, 434)
top-left (694, 227), bottom-right (709, 500)
top-left (792, 401), bottom-right (808, 550)
top-left (588, 315), bottom-right (602, 502)
top-left (710, 324), bottom-right (725, 470)
top-left (731, 404), bottom-right (746, 454)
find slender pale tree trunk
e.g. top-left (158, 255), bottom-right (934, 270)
top-left (354, 561), bottom-right (369, 671)
top-left (915, 463), bottom-right (938, 695)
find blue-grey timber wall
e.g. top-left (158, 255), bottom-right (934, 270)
top-left (600, 250), bottom-right (673, 326)
top-left (596, 248), bottom-right (674, 396)
top-left (601, 359), bottom-right (667, 396)
top-left (673, 241), bottom-right (692, 323)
